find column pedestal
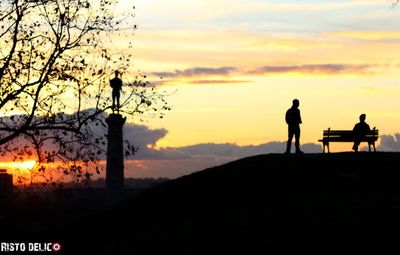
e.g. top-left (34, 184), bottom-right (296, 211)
top-left (106, 114), bottom-right (126, 189)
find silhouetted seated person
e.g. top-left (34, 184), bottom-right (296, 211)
top-left (352, 113), bottom-right (371, 152)
top-left (110, 70), bottom-right (123, 113)
top-left (285, 99), bottom-right (303, 154)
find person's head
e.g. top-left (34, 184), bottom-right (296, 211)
top-left (359, 113), bottom-right (366, 122)
top-left (292, 99), bottom-right (300, 108)
top-left (115, 70), bottom-right (120, 77)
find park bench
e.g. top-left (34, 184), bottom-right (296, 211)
top-left (319, 127), bottom-right (378, 153)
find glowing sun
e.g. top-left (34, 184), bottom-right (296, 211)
top-left (10, 160), bottom-right (37, 170)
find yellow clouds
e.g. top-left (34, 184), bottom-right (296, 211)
top-left (150, 64), bottom-right (377, 87)
top-left (132, 27), bottom-right (400, 82)
top-left (329, 31), bottom-right (400, 40)
top-left (246, 38), bottom-right (341, 52)
top-left (249, 64), bottom-right (373, 76)
top-left (126, 0), bottom-right (400, 78)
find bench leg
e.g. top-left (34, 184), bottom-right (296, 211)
top-left (327, 143), bottom-right (330, 153)
top-left (367, 142), bottom-right (377, 152)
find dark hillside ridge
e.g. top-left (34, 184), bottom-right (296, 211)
top-left (15, 153), bottom-right (400, 254)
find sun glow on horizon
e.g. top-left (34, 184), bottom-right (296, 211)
top-left (0, 160), bottom-right (37, 171)
top-left (0, 160), bottom-right (37, 184)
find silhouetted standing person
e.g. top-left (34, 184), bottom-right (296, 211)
top-left (110, 70), bottom-right (123, 113)
top-left (352, 113), bottom-right (371, 152)
top-left (285, 99), bottom-right (303, 154)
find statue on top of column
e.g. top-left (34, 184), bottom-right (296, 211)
top-left (110, 70), bottom-right (123, 113)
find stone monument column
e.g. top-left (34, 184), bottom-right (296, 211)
top-left (106, 113), bottom-right (126, 189)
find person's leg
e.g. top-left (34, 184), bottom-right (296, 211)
top-left (112, 94), bottom-right (116, 111)
top-left (286, 126), bottom-right (294, 153)
top-left (353, 140), bottom-right (360, 152)
top-left (295, 126), bottom-right (303, 153)
top-left (116, 93), bottom-right (120, 113)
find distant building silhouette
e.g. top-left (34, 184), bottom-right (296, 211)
top-left (110, 70), bottom-right (123, 113)
top-left (0, 169), bottom-right (13, 194)
top-left (352, 113), bottom-right (371, 152)
top-left (285, 99), bottom-right (303, 154)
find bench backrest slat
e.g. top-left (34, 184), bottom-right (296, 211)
top-left (321, 129), bottom-right (379, 141)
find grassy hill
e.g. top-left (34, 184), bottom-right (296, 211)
top-left (8, 153), bottom-right (400, 254)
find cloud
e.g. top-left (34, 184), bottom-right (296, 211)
top-left (378, 133), bottom-right (400, 151)
top-left (155, 142), bottom-right (321, 160)
top-left (150, 63), bottom-right (377, 85)
top-left (125, 141), bottom-right (322, 178)
top-left (124, 124), bottom-right (168, 159)
top-left (189, 80), bottom-right (251, 85)
top-left (135, 0), bottom-right (385, 24)
top-left (152, 79), bottom-right (252, 86)
top-left (250, 64), bottom-right (372, 75)
top-left (152, 66), bottom-right (237, 78)
top-left (329, 31), bottom-right (400, 41)
top-left (0, 110), bottom-right (168, 161)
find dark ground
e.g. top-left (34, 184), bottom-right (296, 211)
top-left (2, 152), bottom-right (400, 254)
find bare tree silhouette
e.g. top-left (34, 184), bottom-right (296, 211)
top-left (0, 0), bottom-right (170, 186)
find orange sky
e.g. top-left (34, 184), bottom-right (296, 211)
top-left (2, 0), bottom-right (400, 180)
top-left (125, 0), bottom-right (400, 149)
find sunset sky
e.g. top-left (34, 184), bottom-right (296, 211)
top-left (114, 0), bottom-right (400, 178)
top-left (126, 0), bottom-right (400, 144)
top-left (4, 0), bottom-right (400, 181)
